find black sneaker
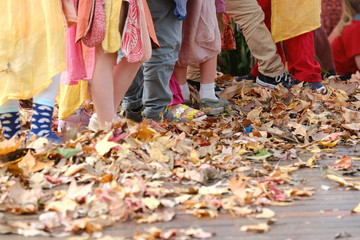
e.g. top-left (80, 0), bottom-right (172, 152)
top-left (235, 74), bottom-right (255, 82)
top-left (256, 72), bottom-right (294, 88)
top-left (281, 79), bottom-right (328, 94)
top-left (124, 106), bottom-right (144, 123)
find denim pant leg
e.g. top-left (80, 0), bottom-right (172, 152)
top-left (122, 0), bottom-right (181, 117)
top-left (142, 0), bottom-right (182, 119)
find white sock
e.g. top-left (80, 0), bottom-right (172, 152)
top-left (179, 83), bottom-right (190, 101)
top-left (200, 83), bottom-right (217, 100)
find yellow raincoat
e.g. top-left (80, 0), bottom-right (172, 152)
top-left (0, 0), bottom-right (66, 105)
top-left (271, 0), bottom-right (321, 43)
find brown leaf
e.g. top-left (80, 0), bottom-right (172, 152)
top-left (8, 182), bottom-right (43, 214)
top-left (240, 222), bottom-right (271, 233)
top-left (0, 137), bottom-right (23, 155)
top-left (329, 77), bottom-right (359, 95)
top-left (229, 174), bottom-right (249, 205)
top-left (352, 203), bottom-right (360, 213)
top-left (18, 151), bottom-right (54, 173)
top-left (330, 156), bottom-right (353, 170)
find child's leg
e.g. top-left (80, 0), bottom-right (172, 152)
top-left (169, 74), bottom-right (185, 106)
top-left (91, 45), bottom-right (117, 129)
top-left (32, 74), bottom-right (62, 141)
top-left (314, 27), bottom-right (336, 76)
top-left (199, 56), bottom-right (217, 100)
top-left (0, 100), bottom-right (21, 139)
top-left (283, 31), bottom-right (322, 83)
top-left (113, 58), bottom-right (143, 113)
top-left (173, 65), bottom-right (191, 101)
top-left (167, 74), bottom-right (206, 120)
top-left (226, 0), bottom-right (285, 78)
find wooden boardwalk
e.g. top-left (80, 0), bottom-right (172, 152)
top-left (4, 146), bottom-right (360, 240)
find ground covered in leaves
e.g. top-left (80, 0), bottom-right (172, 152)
top-left (0, 77), bottom-right (360, 239)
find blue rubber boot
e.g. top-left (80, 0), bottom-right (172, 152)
top-left (0, 112), bottom-right (21, 139)
top-left (30, 103), bottom-right (62, 143)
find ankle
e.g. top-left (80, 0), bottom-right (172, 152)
top-left (179, 83), bottom-right (190, 100)
top-left (200, 83), bottom-right (217, 100)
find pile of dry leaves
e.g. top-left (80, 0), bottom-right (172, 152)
top-left (0, 77), bottom-right (359, 239)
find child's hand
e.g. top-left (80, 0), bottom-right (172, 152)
top-left (173, 0), bottom-right (188, 20)
top-left (350, 71), bottom-right (360, 81)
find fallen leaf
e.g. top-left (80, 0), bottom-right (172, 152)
top-left (255, 208), bottom-right (276, 219)
top-left (352, 203), bottom-right (360, 213)
top-left (95, 132), bottom-right (121, 155)
top-left (240, 222), bottom-right (270, 233)
top-left (0, 137), bottom-right (22, 155)
top-left (18, 151), bottom-right (54, 173)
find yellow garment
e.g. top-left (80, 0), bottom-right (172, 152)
top-left (102, 0), bottom-right (123, 53)
top-left (0, 0), bottom-right (66, 106)
top-left (57, 80), bottom-right (89, 119)
top-left (271, 0), bottom-right (321, 43)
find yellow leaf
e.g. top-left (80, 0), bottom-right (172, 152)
top-left (192, 209), bottom-right (218, 218)
top-left (18, 151), bottom-right (54, 173)
top-left (190, 149), bottom-right (200, 163)
top-left (326, 174), bottom-right (348, 186)
top-left (149, 147), bottom-right (169, 163)
top-left (136, 122), bottom-right (157, 141)
top-left (352, 203), bottom-right (360, 213)
top-left (255, 208), bottom-right (276, 219)
top-left (0, 137), bottom-right (22, 155)
top-left (318, 138), bottom-right (340, 147)
top-left (306, 154), bottom-right (319, 167)
top-left (142, 197), bottom-right (161, 210)
top-left (95, 132), bottom-right (121, 155)
top-left (240, 223), bottom-right (270, 233)
top-left (46, 198), bottom-right (78, 214)
top-left (64, 163), bottom-right (86, 177)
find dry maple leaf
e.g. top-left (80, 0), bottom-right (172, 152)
top-left (95, 132), bottom-right (121, 156)
top-left (229, 174), bottom-right (250, 205)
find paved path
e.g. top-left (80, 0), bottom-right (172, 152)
top-left (4, 146), bottom-right (360, 240)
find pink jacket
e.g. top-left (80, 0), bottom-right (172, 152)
top-left (215, 0), bottom-right (226, 13)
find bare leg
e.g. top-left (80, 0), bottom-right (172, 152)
top-left (199, 56), bottom-right (217, 84)
top-left (91, 45), bottom-right (117, 129)
top-left (173, 65), bottom-right (188, 85)
top-left (113, 58), bottom-right (143, 112)
top-left (199, 56), bottom-right (218, 100)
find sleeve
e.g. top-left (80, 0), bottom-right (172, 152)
top-left (345, 22), bottom-right (360, 59)
top-left (215, 0), bottom-right (226, 13)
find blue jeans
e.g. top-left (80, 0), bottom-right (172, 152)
top-left (122, 0), bottom-right (182, 119)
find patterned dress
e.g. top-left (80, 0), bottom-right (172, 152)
top-left (321, 0), bottom-right (343, 36)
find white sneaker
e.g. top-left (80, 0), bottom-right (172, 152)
top-left (88, 113), bottom-right (121, 131)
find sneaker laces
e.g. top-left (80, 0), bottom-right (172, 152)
top-left (277, 72), bottom-right (295, 89)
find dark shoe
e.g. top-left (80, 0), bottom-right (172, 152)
top-left (235, 74), bottom-right (255, 82)
top-left (309, 82), bottom-right (327, 94)
top-left (124, 106), bottom-right (144, 123)
top-left (199, 98), bottom-right (230, 115)
top-left (256, 72), bottom-right (294, 88)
